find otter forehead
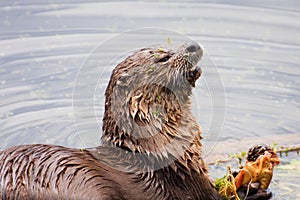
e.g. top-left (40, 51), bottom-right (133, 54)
top-left (134, 42), bottom-right (203, 68)
top-left (115, 42), bottom-right (203, 74)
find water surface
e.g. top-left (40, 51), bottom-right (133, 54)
top-left (0, 1), bottom-right (299, 199)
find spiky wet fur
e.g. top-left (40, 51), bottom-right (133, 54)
top-left (0, 43), bottom-right (221, 200)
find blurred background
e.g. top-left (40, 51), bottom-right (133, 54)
top-left (0, 0), bottom-right (299, 199)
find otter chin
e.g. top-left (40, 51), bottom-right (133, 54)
top-left (0, 42), bottom-right (221, 200)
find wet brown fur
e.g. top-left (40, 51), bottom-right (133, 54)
top-left (0, 43), bottom-right (221, 199)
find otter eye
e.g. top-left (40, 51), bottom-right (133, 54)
top-left (157, 55), bottom-right (171, 63)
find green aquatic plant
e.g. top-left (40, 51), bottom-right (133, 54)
top-left (167, 37), bottom-right (171, 44)
top-left (229, 151), bottom-right (247, 169)
top-left (156, 95), bottom-right (161, 102)
top-left (272, 142), bottom-right (278, 150)
top-left (215, 166), bottom-right (240, 200)
top-left (276, 145), bottom-right (300, 157)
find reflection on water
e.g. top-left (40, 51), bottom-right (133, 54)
top-left (0, 1), bottom-right (299, 199)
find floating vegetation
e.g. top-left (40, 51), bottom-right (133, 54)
top-left (151, 110), bottom-right (160, 117)
top-left (167, 37), bottom-right (171, 44)
top-left (215, 166), bottom-right (240, 200)
top-left (209, 144), bottom-right (300, 166)
top-left (158, 47), bottom-right (165, 53)
top-left (277, 146), bottom-right (300, 157)
top-left (156, 95), bottom-right (161, 102)
top-left (215, 145), bottom-right (281, 200)
top-left (229, 151), bottom-right (247, 169)
top-left (147, 65), bottom-right (156, 74)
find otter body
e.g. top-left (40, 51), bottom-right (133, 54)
top-left (1, 145), bottom-right (125, 200)
top-left (0, 42), bottom-right (221, 200)
top-left (0, 144), bottom-right (219, 200)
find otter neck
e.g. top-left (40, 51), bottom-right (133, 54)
top-left (102, 83), bottom-right (190, 149)
top-left (101, 82), bottom-right (204, 173)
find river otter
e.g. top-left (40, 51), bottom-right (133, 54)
top-left (0, 42), bottom-right (221, 199)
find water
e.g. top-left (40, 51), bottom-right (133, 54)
top-left (0, 1), bottom-right (299, 199)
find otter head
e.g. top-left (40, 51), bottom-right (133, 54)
top-left (102, 42), bottom-right (203, 158)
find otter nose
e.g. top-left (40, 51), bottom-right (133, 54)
top-left (186, 42), bottom-right (201, 53)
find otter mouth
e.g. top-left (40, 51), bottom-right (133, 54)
top-left (186, 65), bottom-right (202, 87)
top-left (182, 42), bottom-right (203, 86)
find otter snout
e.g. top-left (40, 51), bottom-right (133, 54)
top-left (183, 42), bottom-right (203, 65)
top-left (182, 42), bottom-right (203, 86)
top-left (186, 42), bottom-right (202, 53)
